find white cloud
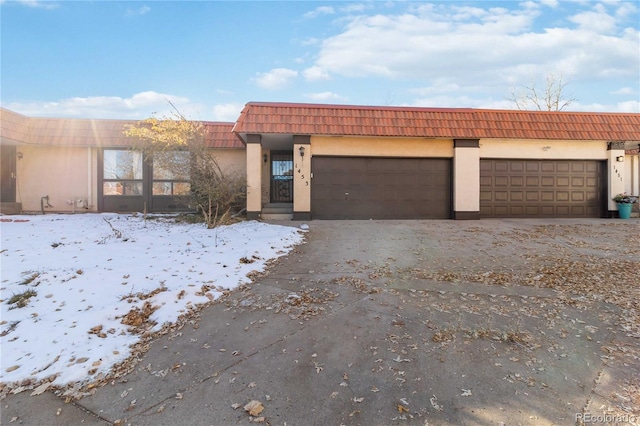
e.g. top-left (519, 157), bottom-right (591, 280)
top-left (304, 6), bottom-right (334, 19)
top-left (568, 100), bottom-right (640, 112)
top-left (411, 94), bottom-right (490, 109)
top-left (614, 100), bottom-right (640, 112)
top-left (125, 5), bottom-right (150, 17)
top-left (306, 3), bottom-right (638, 95)
top-left (253, 68), bottom-right (298, 90)
top-left (211, 103), bottom-right (244, 122)
top-left (303, 66), bottom-right (331, 81)
top-left (568, 4), bottom-right (617, 33)
top-left (410, 82), bottom-right (462, 96)
top-left (305, 92), bottom-right (345, 101)
top-left (300, 37), bottom-right (321, 46)
top-left (2, 0), bottom-right (58, 9)
top-left (340, 3), bottom-right (373, 13)
top-left (611, 86), bottom-right (636, 95)
top-left (539, 0), bottom-right (559, 8)
top-left (4, 91), bottom-right (200, 119)
top-left (408, 95), bottom-right (639, 113)
top-left (615, 1), bottom-right (638, 19)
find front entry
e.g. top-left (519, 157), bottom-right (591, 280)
top-left (1, 146), bottom-right (17, 203)
top-left (270, 152), bottom-right (293, 203)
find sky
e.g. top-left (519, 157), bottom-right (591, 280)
top-left (1, 0), bottom-right (639, 122)
top-left (0, 214), bottom-right (305, 391)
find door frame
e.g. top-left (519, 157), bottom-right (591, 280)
top-left (0, 146), bottom-right (17, 203)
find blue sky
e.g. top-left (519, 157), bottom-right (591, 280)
top-left (1, 0), bottom-right (639, 121)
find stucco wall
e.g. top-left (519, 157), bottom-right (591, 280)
top-left (246, 143), bottom-right (262, 213)
top-left (17, 146), bottom-right (98, 213)
top-left (15, 147), bottom-right (246, 214)
top-left (212, 149), bottom-right (246, 176)
top-left (311, 136), bottom-right (454, 157)
top-left (453, 147), bottom-right (479, 213)
top-left (293, 143), bottom-right (311, 213)
top-left (480, 140), bottom-right (607, 159)
top-left (625, 154), bottom-right (639, 196)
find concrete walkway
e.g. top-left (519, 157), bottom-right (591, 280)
top-left (2, 219), bottom-right (639, 425)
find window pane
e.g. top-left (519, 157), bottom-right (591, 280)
top-left (272, 160), bottom-right (293, 177)
top-left (104, 150), bottom-right (142, 180)
top-left (123, 182), bottom-right (143, 195)
top-left (173, 182), bottom-right (191, 195)
top-left (153, 152), bottom-right (190, 180)
top-left (153, 182), bottom-right (172, 195)
top-left (103, 182), bottom-right (122, 195)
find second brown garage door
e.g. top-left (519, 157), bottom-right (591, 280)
top-left (311, 157), bottom-right (451, 219)
top-left (480, 159), bottom-right (605, 218)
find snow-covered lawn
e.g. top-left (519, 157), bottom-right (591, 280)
top-left (0, 214), bottom-right (305, 391)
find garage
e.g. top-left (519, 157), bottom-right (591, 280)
top-left (480, 159), bottom-right (605, 218)
top-left (311, 157), bottom-right (451, 219)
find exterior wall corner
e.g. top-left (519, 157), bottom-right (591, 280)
top-left (453, 144), bottom-right (480, 214)
top-left (293, 139), bottom-right (311, 214)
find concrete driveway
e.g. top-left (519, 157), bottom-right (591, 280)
top-left (2, 219), bottom-right (639, 425)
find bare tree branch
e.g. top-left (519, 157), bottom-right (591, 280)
top-left (509, 72), bottom-right (576, 111)
top-left (124, 111), bottom-right (246, 228)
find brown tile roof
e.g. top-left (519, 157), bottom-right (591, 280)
top-left (233, 102), bottom-right (640, 143)
top-left (202, 122), bottom-right (244, 148)
top-left (0, 108), bottom-right (31, 143)
top-left (0, 108), bottom-right (242, 149)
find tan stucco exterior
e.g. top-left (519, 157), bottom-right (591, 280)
top-left (16, 146), bottom-right (98, 213)
top-left (13, 147), bottom-right (245, 214)
top-left (245, 143), bottom-right (262, 213)
top-left (608, 147), bottom-right (627, 211)
top-left (479, 139), bottom-right (607, 159)
top-left (293, 143), bottom-right (311, 213)
top-left (453, 146), bottom-right (480, 214)
top-left (311, 136), bottom-right (454, 158)
top-left (625, 153), bottom-right (639, 197)
top-left (214, 149), bottom-right (246, 176)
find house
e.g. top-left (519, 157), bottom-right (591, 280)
top-left (2, 103), bottom-right (639, 219)
top-left (0, 108), bottom-right (244, 215)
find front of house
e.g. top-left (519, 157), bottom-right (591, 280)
top-left (1, 102), bottom-right (639, 220)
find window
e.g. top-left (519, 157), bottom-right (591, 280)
top-left (103, 150), bottom-right (143, 195)
top-left (152, 152), bottom-right (191, 196)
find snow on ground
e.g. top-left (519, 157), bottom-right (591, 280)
top-left (0, 214), bottom-right (305, 389)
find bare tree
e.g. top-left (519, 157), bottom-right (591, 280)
top-left (509, 72), bottom-right (576, 111)
top-left (124, 106), bottom-right (245, 228)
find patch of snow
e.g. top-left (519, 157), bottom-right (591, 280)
top-left (0, 214), bottom-right (305, 388)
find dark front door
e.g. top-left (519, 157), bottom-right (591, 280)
top-left (270, 152), bottom-right (293, 203)
top-left (1, 146), bottom-right (17, 203)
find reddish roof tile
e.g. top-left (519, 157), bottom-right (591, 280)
top-left (0, 108), bottom-right (31, 143)
top-left (233, 102), bottom-right (640, 142)
top-left (0, 109), bottom-right (242, 149)
top-left (202, 122), bottom-right (244, 148)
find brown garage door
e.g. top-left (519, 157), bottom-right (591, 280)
top-left (480, 159), bottom-right (604, 218)
top-left (311, 157), bottom-right (451, 219)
